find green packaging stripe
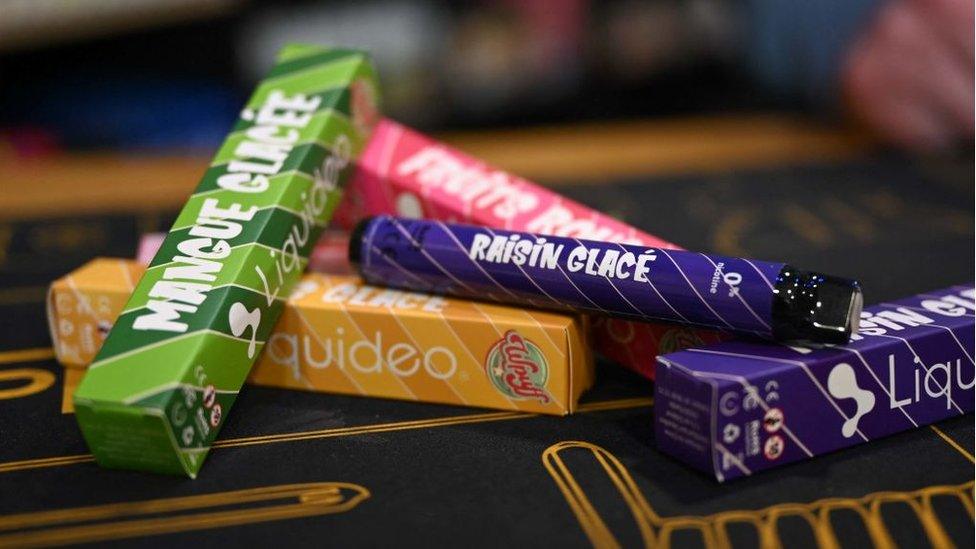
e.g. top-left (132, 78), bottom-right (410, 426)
top-left (228, 87), bottom-right (350, 136)
top-left (264, 47), bottom-right (362, 78)
top-left (136, 250), bottom-right (309, 309)
top-left (195, 141), bottom-right (355, 195)
top-left (160, 207), bottom-right (324, 263)
top-left (95, 284), bottom-right (285, 363)
top-left (245, 56), bottom-right (366, 114)
top-left (167, 191), bottom-right (322, 244)
top-left (74, 44), bottom-right (380, 478)
top-left (218, 100), bottom-right (357, 166)
top-left (81, 332), bottom-right (260, 401)
top-left (173, 171), bottom-right (317, 225)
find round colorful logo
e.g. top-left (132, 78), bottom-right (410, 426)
top-left (485, 330), bottom-right (549, 403)
top-left (658, 328), bottom-right (705, 354)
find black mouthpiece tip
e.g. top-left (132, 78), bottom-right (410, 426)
top-left (772, 266), bottom-right (863, 345)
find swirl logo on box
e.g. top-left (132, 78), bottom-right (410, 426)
top-left (486, 330), bottom-right (550, 403)
top-left (827, 362), bottom-right (876, 438)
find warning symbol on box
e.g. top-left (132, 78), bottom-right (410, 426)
top-left (764, 435), bottom-right (785, 460)
top-left (763, 407), bottom-right (784, 433)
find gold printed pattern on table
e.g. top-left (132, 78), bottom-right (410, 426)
top-left (0, 397), bottom-right (654, 475)
top-left (0, 369), bottom-right (54, 401)
top-left (543, 441), bottom-right (974, 549)
top-left (0, 483), bottom-right (369, 548)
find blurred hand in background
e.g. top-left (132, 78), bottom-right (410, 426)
top-left (842, 0), bottom-right (974, 152)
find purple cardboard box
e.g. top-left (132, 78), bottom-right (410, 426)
top-left (655, 285), bottom-right (975, 482)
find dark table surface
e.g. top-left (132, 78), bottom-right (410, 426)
top-left (0, 154), bottom-right (973, 548)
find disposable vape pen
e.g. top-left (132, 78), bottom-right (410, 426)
top-left (350, 216), bottom-right (863, 343)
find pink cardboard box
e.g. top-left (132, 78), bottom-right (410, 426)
top-left (333, 119), bottom-right (725, 378)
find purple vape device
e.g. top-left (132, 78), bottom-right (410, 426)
top-left (655, 285), bottom-right (974, 481)
top-left (349, 216), bottom-right (863, 344)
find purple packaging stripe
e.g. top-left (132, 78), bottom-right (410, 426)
top-left (355, 216), bottom-right (802, 339)
top-left (654, 285), bottom-right (975, 482)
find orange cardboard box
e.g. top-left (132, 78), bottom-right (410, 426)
top-left (51, 259), bottom-right (593, 415)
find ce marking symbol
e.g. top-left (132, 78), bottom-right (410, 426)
top-left (721, 381), bottom-right (780, 418)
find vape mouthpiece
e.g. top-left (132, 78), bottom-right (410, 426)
top-left (771, 267), bottom-right (863, 344)
top-left (349, 216), bottom-right (865, 345)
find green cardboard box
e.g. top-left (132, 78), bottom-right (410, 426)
top-left (73, 45), bottom-right (380, 477)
